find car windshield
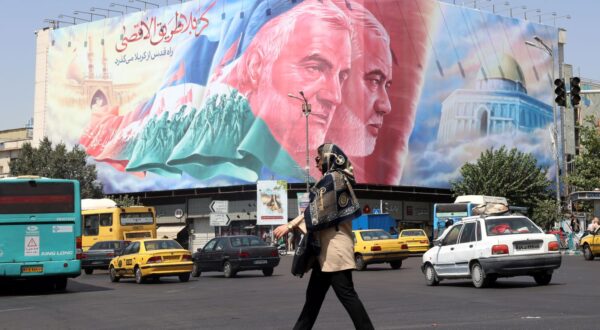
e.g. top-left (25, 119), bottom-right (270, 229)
top-left (401, 230), bottom-right (425, 237)
top-left (360, 230), bottom-right (393, 241)
top-left (230, 236), bottom-right (266, 247)
top-left (485, 217), bottom-right (542, 236)
top-left (144, 240), bottom-right (183, 251)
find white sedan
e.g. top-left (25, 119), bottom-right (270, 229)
top-left (422, 215), bottom-right (562, 288)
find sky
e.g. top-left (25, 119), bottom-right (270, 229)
top-left (0, 0), bottom-right (597, 131)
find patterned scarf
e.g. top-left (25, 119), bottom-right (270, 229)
top-left (304, 143), bottom-right (361, 232)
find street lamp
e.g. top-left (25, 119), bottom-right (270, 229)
top-left (496, 4), bottom-right (526, 17)
top-left (522, 8), bottom-right (541, 20)
top-left (91, 7), bottom-right (124, 16)
top-left (74, 10), bottom-right (106, 20)
top-left (131, 0), bottom-right (160, 10)
top-left (288, 92), bottom-right (312, 193)
top-left (543, 14), bottom-right (571, 27)
top-left (59, 14), bottom-right (90, 24)
top-left (110, 3), bottom-right (141, 13)
top-left (525, 36), bottom-right (561, 218)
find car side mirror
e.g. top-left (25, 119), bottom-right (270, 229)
top-left (434, 240), bottom-right (443, 247)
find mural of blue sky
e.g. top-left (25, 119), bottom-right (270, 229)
top-left (402, 2), bottom-right (559, 188)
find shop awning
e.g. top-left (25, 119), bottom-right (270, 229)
top-left (156, 225), bottom-right (186, 239)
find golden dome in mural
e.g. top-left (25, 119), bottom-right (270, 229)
top-left (479, 54), bottom-right (526, 88)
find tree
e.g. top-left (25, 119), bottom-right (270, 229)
top-left (565, 116), bottom-right (600, 191)
top-left (107, 194), bottom-right (141, 207)
top-left (451, 146), bottom-right (553, 210)
top-left (10, 137), bottom-right (103, 198)
top-left (531, 199), bottom-right (560, 230)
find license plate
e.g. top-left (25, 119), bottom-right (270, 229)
top-left (254, 260), bottom-right (267, 265)
top-left (22, 266), bottom-right (43, 273)
top-left (163, 256), bottom-right (180, 260)
top-left (515, 243), bottom-right (540, 250)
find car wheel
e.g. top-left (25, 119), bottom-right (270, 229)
top-left (584, 245), bottom-right (595, 261)
top-left (470, 262), bottom-right (490, 288)
top-left (355, 254), bottom-right (366, 271)
top-left (109, 266), bottom-right (120, 282)
top-left (54, 278), bottom-right (68, 291)
top-left (533, 272), bottom-right (552, 285)
top-left (389, 261), bottom-right (402, 269)
top-left (179, 272), bottom-right (191, 282)
top-left (262, 267), bottom-right (274, 276)
top-left (223, 261), bottom-right (235, 278)
top-left (135, 267), bottom-right (145, 284)
top-left (84, 268), bottom-right (93, 275)
top-left (191, 263), bottom-right (201, 278)
top-left (424, 264), bottom-right (439, 286)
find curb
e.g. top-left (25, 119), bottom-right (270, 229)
top-left (561, 250), bottom-right (582, 256)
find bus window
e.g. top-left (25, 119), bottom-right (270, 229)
top-left (84, 214), bottom-right (100, 236)
top-left (99, 214), bottom-right (113, 227)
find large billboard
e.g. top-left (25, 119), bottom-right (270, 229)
top-left (40, 0), bottom-right (558, 193)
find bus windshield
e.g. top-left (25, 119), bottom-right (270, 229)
top-left (0, 181), bottom-right (74, 214)
top-left (432, 203), bottom-right (473, 240)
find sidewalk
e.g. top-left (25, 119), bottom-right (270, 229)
top-left (561, 249), bottom-right (582, 256)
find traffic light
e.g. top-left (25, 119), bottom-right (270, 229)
top-left (554, 78), bottom-right (567, 107)
top-left (570, 77), bottom-right (581, 107)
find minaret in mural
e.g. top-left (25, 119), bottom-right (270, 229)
top-left (436, 54), bottom-right (553, 144)
top-left (88, 36), bottom-right (94, 79)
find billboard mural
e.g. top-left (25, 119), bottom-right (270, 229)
top-left (41, 0), bottom-right (558, 193)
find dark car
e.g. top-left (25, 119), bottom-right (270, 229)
top-left (82, 240), bottom-right (130, 274)
top-left (192, 235), bottom-right (280, 278)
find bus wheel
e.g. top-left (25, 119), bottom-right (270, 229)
top-left (109, 266), bottom-right (120, 282)
top-left (54, 278), bottom-right (68, 291)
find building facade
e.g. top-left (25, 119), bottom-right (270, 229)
top-left (0, 127), bottom-right (33, 178)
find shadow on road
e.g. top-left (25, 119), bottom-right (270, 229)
top-left (0, 278), bottom-right (113, 296)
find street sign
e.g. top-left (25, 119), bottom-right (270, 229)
top-left (210, 200), bottom-right (229, 214)
top-left (210, 213), bottom-right (231, 226)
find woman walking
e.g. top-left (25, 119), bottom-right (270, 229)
top-left (274, 143), bottom-right (374, 330)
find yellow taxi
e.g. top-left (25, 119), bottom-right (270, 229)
top-left (397, 229), bottom-right (430, 254)
top-left (352, 229), bottom-right (409, 270)
top-left (109, 239), bottom-right (193, 284)
top-left (581, 228), bottom-right (600, 260)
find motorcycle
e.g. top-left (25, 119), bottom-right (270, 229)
top-left (274, 242), bottom-right (287, 256)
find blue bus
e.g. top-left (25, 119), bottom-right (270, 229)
top-left (432, 202), bottom-right (475, 241)
top-left (0, 176), bottom-right (82, 290)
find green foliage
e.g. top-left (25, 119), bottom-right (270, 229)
top-left (107, 195), bottom-right (141, 207)
top-left (451, 146), bottom-right (553, 210)
top-left (531, 199), bottom-right (559, 230)
top-left (565, 116), bottom-right (600, 191)
top-left (9, 137), bottom-right (103, 198)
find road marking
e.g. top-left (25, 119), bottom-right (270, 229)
top-left (0, 307), bottom-right (34, 313)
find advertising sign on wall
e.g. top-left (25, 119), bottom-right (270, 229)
top-left (256, 180), bottom-right (288, 225)
top-left (40, 0), bottom-right (558, 193)
top-left (297, 192), bottom-right (310, 216)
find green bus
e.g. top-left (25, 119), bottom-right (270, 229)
top-left (0, 176), bottom-right (82, 290)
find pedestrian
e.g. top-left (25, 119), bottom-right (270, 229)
top-left (274, 143), bottom-right (374, 330)
top-left (588, 217), bottom-right (600, 233)
top-left (570, 215), bottom-right (581, 233)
